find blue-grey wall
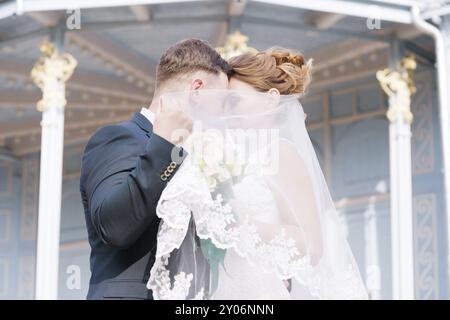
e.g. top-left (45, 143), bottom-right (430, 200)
top-left (304, 69), bottom-right (447, 299)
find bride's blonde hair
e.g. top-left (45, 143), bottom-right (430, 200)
top-left (229, 48), bottom-right (312, 95)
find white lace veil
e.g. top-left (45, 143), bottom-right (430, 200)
top-left (147, 90), bottom-right (368, 300)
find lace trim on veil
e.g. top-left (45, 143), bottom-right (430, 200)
top-left (147, 162), bottom-right (367, 300)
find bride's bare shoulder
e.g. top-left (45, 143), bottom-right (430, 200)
top-left (274, 138), bottom-right (309, 178)
top-left (278, 138), bottom-right (304, 161)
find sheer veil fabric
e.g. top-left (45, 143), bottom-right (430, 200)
top-left (147, 90), bottom-right (368, 300)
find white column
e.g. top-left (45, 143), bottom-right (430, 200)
top-left (377, 55), bottom-right (416, 300)
top-left (35, 80), bottom-right (65, 300)
top-left (31, 37), bottom-right (77, 300)
top-left (388, 111), bottom-right (415, 300)
top-left (439, 16), bottom-right (450, 296)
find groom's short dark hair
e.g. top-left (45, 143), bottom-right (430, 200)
top-left (156, 39), bottom-right (232, 85)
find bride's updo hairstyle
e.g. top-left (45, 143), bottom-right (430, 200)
top-left (229, 48), bottom-right (312, 95)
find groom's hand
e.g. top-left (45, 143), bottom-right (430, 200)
top-left (153, 96), bottom-right (193, 145)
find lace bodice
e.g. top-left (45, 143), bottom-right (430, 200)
top-left (228, 175), bottom-right (281, 225)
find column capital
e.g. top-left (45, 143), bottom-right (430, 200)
top-left (376, 55), bottom-right (417, 124)
top-left (216, 30), bottom-right (258, 60)
top-left (31, 40), bottom-right (77, 112)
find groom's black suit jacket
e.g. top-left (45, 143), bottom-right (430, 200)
top-left (80, 112), bottom-right (183, 299)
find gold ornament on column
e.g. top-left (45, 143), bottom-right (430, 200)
top-left (216, 30), bottom-right (258, 60)
top-left (31, 40), bottom-right (77, 112)
top-left (376, 54), bottom-right (417, 124)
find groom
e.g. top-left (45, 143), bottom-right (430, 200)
top-left (80, 39), bottom-right (232, 299)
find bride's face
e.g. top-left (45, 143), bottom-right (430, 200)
top-left (226, 77), bottom-right (279, 129)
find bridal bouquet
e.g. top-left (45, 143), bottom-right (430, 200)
top-left (188, 129), bottom-right (245, 192)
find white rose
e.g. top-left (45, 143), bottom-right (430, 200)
top-left (190, 130), bottom-right (246, 191)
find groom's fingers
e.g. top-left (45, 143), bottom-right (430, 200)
top-left (153, 95), bottom-right (193, 145)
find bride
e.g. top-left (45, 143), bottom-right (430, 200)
top-left (147, 48), bottom-right (368, 300)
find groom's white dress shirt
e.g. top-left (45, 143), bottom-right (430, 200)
top-left (140, 107), bottom-right (155, 125)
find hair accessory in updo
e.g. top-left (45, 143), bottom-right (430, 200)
top-left (229, 47), bottom-right (312, 95)
top-left (273, 51), bottom-right (305, 68)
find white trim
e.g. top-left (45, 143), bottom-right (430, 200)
top-left (0, 1), bottom-right (15, 20)
top-left (422, 5), bottom-right (450, 21)
top-left (0, 0), bottom-right (414, 24)
top-left (140, 107), bottom-right (155, 125)
top-left (5, 0), bottom-right (206, 13)
top-left (369, 0), bottom-right (422, 7)
top-left (251, 0), bottom-right (413, 24)
top-left (15, 0), bottom-right (23, 15)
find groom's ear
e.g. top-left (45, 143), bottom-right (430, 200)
top-left (190, 78), bottom-right (204, 90)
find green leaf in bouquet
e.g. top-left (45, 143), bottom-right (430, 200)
top-left (199, 238), bottom-right (226, 296)
top-left (214, 179), bottom-right (235, 199)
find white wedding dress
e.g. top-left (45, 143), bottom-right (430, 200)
top-left (213, 175), bottom-right (293, 300)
